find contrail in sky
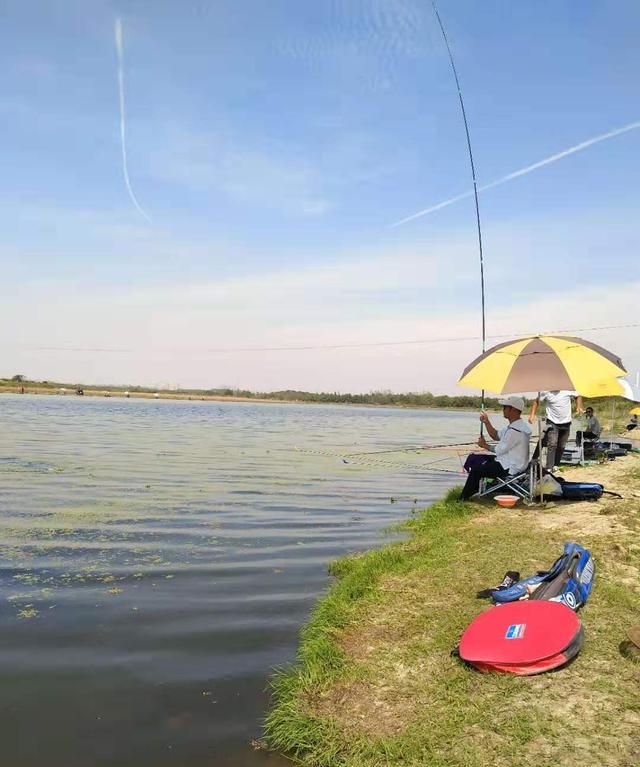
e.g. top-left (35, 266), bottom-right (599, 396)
top-left (115, 17), bottom-right (152, 223)
top-left (391, 119), bottom-right (640, 228)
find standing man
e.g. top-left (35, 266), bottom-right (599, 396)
top-left (461, 396), bottom-right (531, 501)
top-left (529, 391), bottom-right (583, 470)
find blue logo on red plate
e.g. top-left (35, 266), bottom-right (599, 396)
top-left (505, 623), bottom-right (526, 639)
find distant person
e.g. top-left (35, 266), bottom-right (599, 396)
top-left (627, 414), bottom-right (638, 432)
top-left (529, 391), bottom-right (583, 470)
top-left (576, 406), bottom-right (602, 445)
top-left (461, 396), bottom-right (531, 501)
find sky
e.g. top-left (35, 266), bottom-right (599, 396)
top-left (1, 0), bottom-right (639, 393)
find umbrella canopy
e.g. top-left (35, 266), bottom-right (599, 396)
top-left (630, 407), bottom-right (640, 416)
top-left (458, 335), bottom-right (626, 394)
top-left (579, 377), bottom-right (640, 402)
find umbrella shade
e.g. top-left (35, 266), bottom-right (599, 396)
top-left (630, 407), bottom-right (640, 416)
top-left (458, 335), bottom-right (626, 394)
top-left (579, 377), bottom-right (640, 402)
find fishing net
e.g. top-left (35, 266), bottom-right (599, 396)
top-left (294, 442), bottom-right (479, 476)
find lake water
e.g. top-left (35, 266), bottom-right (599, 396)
top-left (0, 395), bottom-right (475, 767)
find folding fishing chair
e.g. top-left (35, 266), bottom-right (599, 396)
top-left (475, 461), bottom-right (538, 504)
top-left (474, 442), bottom-right (544, 505)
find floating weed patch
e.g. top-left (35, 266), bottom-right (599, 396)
top-left (13, 572), bottom-right (41, 586)
top-left (17, 606), bottom-right (39, 619)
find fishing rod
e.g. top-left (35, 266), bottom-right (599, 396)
top-left (431, 2), bottom-right (487, 430)
top-left (344, 441), bottom-right (477, 457)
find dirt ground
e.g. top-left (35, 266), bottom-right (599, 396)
top-left (524, 454), bottom-right (640, 535)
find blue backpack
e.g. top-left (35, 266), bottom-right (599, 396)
top-left (487, 543), bottom-right (595, 611)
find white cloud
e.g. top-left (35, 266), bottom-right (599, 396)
top-left (120, 246), bottom-right (447, 308)
top-left (2, 235), bottom-right (637, 393)
top-left (145, 127), bottom-right (331, 217)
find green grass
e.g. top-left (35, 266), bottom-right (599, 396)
top-left (265, 472), bottom-right (640, 767)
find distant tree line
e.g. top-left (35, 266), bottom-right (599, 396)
top-left (1, 377), bottom-right (509, 409)
top-left (203, 388), bottom-right (510, 409)
top-left (3, 376), bottom-right (624, 413)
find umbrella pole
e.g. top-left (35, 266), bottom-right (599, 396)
top-left (611, 400), bottom-right (615, 438)
top-left (538, 416), bottom-right (544, 505)
top-left (537, 391), bottom-right (544, 505)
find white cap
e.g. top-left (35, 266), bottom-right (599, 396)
top-left (498, 395), bottom-right (525, 412)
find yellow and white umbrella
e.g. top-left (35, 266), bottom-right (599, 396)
top-left (458, 335), bottom-right (626, 394)
top-left (579, 377), bottom-right (640, 402)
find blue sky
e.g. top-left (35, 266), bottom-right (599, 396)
top-left (1, 0), bottom-right (639, 392)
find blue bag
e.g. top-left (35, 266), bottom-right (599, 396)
top-left (559, 481), bottom-right (603, 501)
top-left (490, 543), bottom-right (595, 611)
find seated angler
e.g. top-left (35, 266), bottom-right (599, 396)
top-left (576, 406), bottom-right (602, 445)
top-left (461, 395), bottom-right (531, 501)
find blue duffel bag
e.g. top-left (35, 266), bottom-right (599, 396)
top-left (487, 542), bottom-right (595, 612)
top-left (559, 481), bottom-right (603, 501)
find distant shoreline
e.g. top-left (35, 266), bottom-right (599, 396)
top-left (0, 385), bottom-right (297, 406)
top-left (0, 378), bottom-right (497, 411)
top-left (0, 383), bottom-right (488, 411)
top-left (0, 381), bottom-right (628, 416)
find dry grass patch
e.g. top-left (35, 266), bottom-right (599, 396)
top-left (307, 671), bottom-right (431, 740)
top-left (534, 503), bottom-right (629, 535)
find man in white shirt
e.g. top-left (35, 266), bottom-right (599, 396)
top-left (529, 391), bottom-right (583, 470)
top-left (461, 395), bottom-right (532, 500)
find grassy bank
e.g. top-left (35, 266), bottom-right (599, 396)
top-left (265, 456), bottom-right (640, 767)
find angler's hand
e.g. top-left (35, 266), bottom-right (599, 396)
top-left (477, 435), bottom-right (490, 451)
top-left (479, 411), bottom-right (490, 426)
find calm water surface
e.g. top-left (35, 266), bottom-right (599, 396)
top-left (0, 395), bottom-right (475, 767)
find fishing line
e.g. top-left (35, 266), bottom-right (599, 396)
top-left (430, 2), bottom-right (486, 427)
